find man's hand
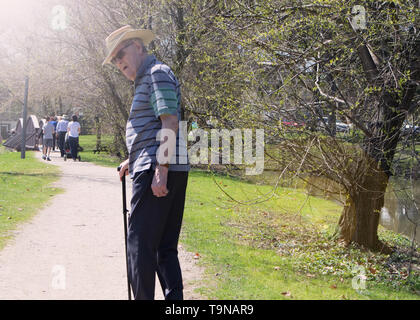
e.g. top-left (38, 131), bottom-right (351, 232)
top-left (151, 165), bottom-right (169, 197)
top-left (118, 159), bottom-right (129, 181)
top-left (151, 113), bottom-right (177, 197)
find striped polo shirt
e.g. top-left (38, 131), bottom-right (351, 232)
top-left (126, 54), bottom-right (189, 178)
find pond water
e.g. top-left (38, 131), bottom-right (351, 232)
top-left (381, 178), bottom-right (420, 244)
top-left (284, 173), bottom-right (420, 243)
top-left (306, 176), bottom-right (420, 244)
top-left (247, 170), bottom-right (420, 243)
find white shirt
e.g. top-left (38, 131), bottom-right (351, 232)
top-left (68, 121), bottom-right (81, 138)
top-left (56, 120), bottom-right (69, 132)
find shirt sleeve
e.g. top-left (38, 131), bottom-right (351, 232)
top-left (149, 67), bottom-right (178, 119)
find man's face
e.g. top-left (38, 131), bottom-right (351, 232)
top-left (111, 40), bottom-right (146, 81)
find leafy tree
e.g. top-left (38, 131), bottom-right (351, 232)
top-left (189, 0), bottom-right (419, 251)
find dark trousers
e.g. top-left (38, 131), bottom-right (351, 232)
top-left (58, 132), bottom-right (66, 156)
top-left (52, 132), bottom-right (57, 150)
top-left (68, 136), bottom-right (79, 160)
top-left (128, 169), bottom-right (188, 300)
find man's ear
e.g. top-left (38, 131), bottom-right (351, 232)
top-left (135, 39), bottom-right (147, 56)
top-left (133, 40), bottom-right (143, 54)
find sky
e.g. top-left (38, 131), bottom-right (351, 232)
top-left (0, 0), bottom-right (70, 60)
top-left (0, 0), bottom-right (68, 41)
top-left (0, 0), bottom-right (41, 31)
top-left (0, 0), bottom-right (72, 102)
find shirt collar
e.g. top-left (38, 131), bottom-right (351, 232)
top-left (134, 54), bottom-right (156, 87)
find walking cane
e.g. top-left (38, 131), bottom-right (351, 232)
top-left (117, 166), bottom-right (132, 300)
top-left (118, 166), bottom-right (167, 300)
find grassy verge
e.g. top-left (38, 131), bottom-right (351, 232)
top-left (0, 147), bottom-right (62, 250)
top-left (181, 170), bottom-right (420, 299)
top-left (78, 135), bottom-right (122, 168)
top-left (73, 137), bottom-right (420, 299)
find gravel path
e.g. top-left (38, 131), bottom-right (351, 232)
top-left (0, 150), bottom-right (204, 300)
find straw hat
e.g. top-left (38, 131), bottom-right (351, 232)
top-left (102, 25), bottom-right (155, 66)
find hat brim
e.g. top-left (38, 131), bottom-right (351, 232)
top-left (102, 29), bottom-right (155, 66)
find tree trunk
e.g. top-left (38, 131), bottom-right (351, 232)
top-left (95, 116), bottom-right (101, 151)
top-left (339, 157), bottom-right (392, 253)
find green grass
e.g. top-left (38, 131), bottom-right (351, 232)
top-left (0, 148), bottom-right (62, 250)
top-left (181, 170), bottom-right (420, 300)
top-left (78, 135), bottom-right (122, 168)
top-left (68, 137), bottom-right (420, 299)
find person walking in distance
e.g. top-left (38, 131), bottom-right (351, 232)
top-left (57, 114), bottom-right (69, 157)
top-left (50, 116), bottom-right (58, 151)
top-left (42, 116), bottom-right (55, 161)
top-left (67, 115), bottom-right (81, 161)
top-left (103, 25), bottom-right (189, 300)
